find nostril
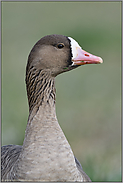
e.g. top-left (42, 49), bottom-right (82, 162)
top-left (85, 54), bottom-right (89, 57)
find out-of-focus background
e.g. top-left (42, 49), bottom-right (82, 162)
top-left (1, 2), bottom-right (121, 181)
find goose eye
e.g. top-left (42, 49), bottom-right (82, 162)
top-left (57, 43), bottom-right (64, 49)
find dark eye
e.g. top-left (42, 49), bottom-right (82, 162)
top-left (57, 43), bottom-right (64, 49)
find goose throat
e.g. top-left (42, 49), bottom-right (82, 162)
top-left (26, 66), bottom-right (56, 114)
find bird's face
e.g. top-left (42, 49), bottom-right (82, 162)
top-left (26, 35), bottom-right (103, 77)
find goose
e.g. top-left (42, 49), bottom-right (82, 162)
top-left (1, 34), bottom-right (103, 182)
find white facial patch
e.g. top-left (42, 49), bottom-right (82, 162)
top-left (68, 37), bottom-right (82, 60)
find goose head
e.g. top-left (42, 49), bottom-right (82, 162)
top-left (26, 34), bottom-right (103, 77)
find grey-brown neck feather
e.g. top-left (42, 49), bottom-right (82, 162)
top-left (26, 66), bottom-right (56, 114)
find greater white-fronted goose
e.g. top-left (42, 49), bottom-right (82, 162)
top-left (1, 34), bottom-right (103, 182)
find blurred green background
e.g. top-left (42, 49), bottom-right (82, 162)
top-left (1, 2), bottom-right (121, 182)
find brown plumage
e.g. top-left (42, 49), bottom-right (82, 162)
top-left (1, 34), bottom-right (103, 181)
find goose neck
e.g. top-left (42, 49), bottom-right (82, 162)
top-left (26, 68), bottom-right (56, 120)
